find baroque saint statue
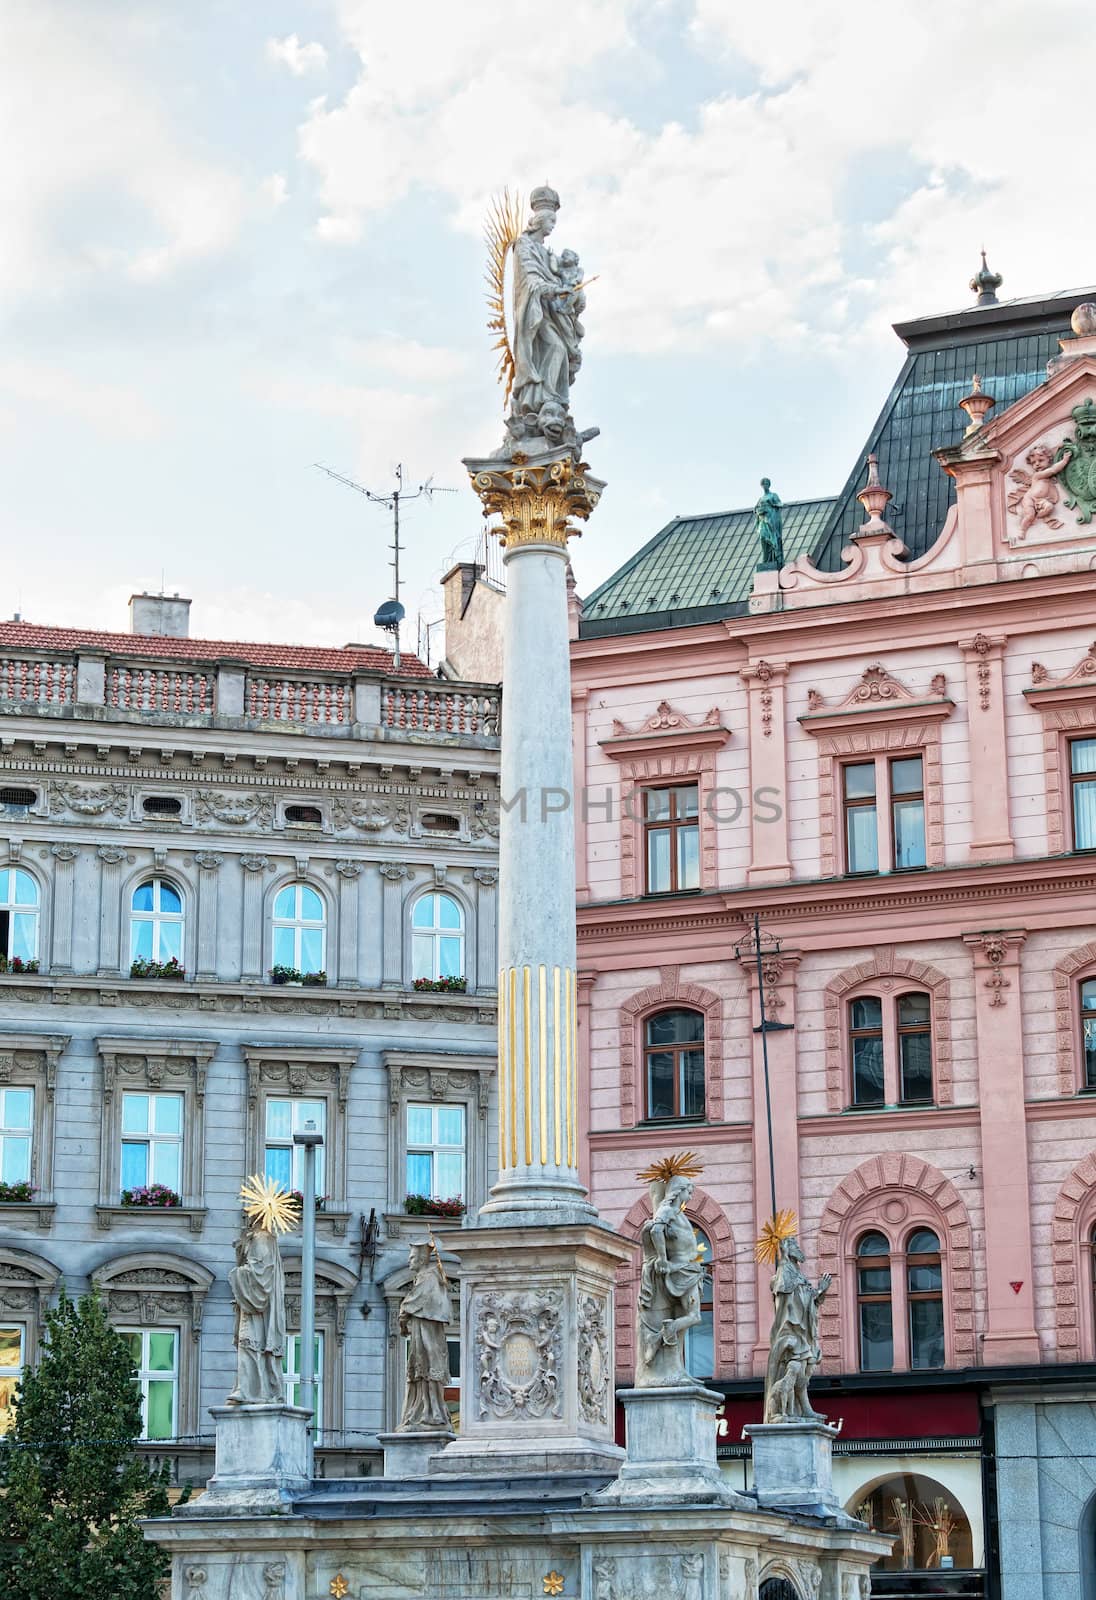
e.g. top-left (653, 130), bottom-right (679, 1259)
top-left (763, 1234), bottom-right (831, 1423)
top-left (634, 1155), bottom-right (709, 1388)
top-left (398, 1240), bottom-right (454, 1433)
top-left (226, 1181), bottom-right (293, 1407)
top-left (755, 477), bottom-right (784, 568)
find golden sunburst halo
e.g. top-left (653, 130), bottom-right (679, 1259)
top-left (755, 1208), bottom-right (798, 1266)
top-left (636, 1151), bottom-right (704, 1185)
top-left (239, 1174), bottom-right (301, 1235)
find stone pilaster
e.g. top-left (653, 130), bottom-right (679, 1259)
top-left (334, 861), bottom-right (362, 988)
top-left (379, 863), bottom-right (410, 988)
top-left (48, 844), bottom-right (79, 974)
top-left (194, 852), bottom-right (222, 981)
top-left (963, 929), bottom-right (1040, 1362)
top-left (96, 844), bottom-right (127, 975)
top-left (959, 632), bottom-right (1014, 860)
top-left (739, 659), bottom-right (791, 883)
top-left (239, 855), bottom-right (268, 982)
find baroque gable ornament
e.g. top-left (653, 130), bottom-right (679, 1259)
top-left (50, 780), bottom-right (128, 818)
top-left (1007, 398), bottom-right (1096, 536)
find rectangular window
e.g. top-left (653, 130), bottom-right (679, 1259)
top-left (1072, 739), bottom-right (1096, 851)
top-left (264, 1099), bottom-right (326, 1195)
top-left (284, 1332), bottom-right (324, 1442)
top-left (843, 763), bottom-right (878, 874)
top-left (0, 1324), bottom-right (24, 1437)
top-left (849, 998), bottom-right (885, 1106)
top-left (120, 1091), bottom-right (183, 1195)
top-left (890, 756), bottom-right (926, 870)
top-left (642, 785), bottom-right (700, 894)
top-left (898, 993), bottom-right (933, 1103)
top-left (406, 1103), bottom-right (466, 1201)
top-left (121, 1328), bottom-right (178, 1441)
top-left (1083, 980), bottom-right (1096, 1090)
top-left (0, 1086), bottom-right (33, 1185)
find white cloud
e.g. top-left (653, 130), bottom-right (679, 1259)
top-left (0, 360), bottom-right (162, 440)
top-left (351, 336), bottom-right (469, 384)
top-left (259, 173), bottom-right (289, 208)
top-left (266, 34), bottom-right (328, 77)
top-left (0, 4), bottom-right (243, 300)
top-left (295, 0), bottom-right (1095, 358)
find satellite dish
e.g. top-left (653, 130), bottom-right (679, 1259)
top-left (373, 599), bottom-right (405, 631)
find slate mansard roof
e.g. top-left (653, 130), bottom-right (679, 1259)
top-left (580, 283), bottom-right (1096, 638)
top-left (0, 620), bottom-right (432, 678)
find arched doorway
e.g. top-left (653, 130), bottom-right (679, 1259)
top-left (849, 1471), bottom-right (974, 1570)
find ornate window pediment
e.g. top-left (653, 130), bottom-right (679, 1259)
top-left (383, 1050), bottom-right (494, 1232)
top-left (95, 1037), bottom-right (214, 1231)
top-left (1024, 642), bottom-right (1096, 854)
top-left (241, 1045), bottom-right (357, 1237)
top-left (801, 665), bottom-right (953, 732)
top-left (600, 701), bottom-right (731, 764)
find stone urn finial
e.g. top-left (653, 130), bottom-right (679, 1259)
top-left (959, 372), bottom-right (996, 434)
top-left (1071, 302), bottom-right (1096, 338)
top-left (855, 454), bottom-right (893, 533)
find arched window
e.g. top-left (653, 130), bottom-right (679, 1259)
top-left (411, 893), bottom-right (464, 982)
top-left (644, 1009), bottom-right (705, 1120)
top-left (907, 1228), bottom-right (944, 1369)
top-left (683, 1225), bottom-right (714, 1380)
top-left (130, 878), bottom-right (184, 966)
top-left (849, 997), bottom-right (884, 1106)
top-left (0, 868), bottom-right (39, 967)
top-left (849, 1472), bottom-right (974, 1571)
top-left (1082, 980), bottom-right (1096, 1090)
top-left (272, 884), bottom-right (326, 975)
top-left (857, 1230), bottom-right (893, 1371)
top-left (897, 993), bottom-right (933, 1103)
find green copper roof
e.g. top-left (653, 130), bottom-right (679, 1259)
top-left (581, 285), bottom-right (1096, 638)
top-left (581, 497), bottom-right (833, 635)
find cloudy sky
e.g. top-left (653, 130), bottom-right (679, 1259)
top-left (3, 0), bottom-right (1094, 660)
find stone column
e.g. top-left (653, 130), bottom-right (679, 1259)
top-left (194, 853), bottom-right (222, 982)
top-left (96, 844), bottom-right (127, 975)
top-left (239, 855), bottom-right (268, 982)
top-left (959, 632), bottom-right (1014, 861)
top-left (48, 844), bottom-right (79, 974)
top-left (738, 946), bottom-right (801, 1369)
top-left (334, 861), bottom-right (362, 987)
top-left (467, 456), bottom-right (602, 1224)
top-left (740, 660), bottom-right (792, 884)
top-left (963, 929), bottom-right (1040, 1363)
top-left (379, 863), bottom-right (410, 988)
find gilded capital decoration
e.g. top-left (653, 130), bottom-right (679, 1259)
top-left (468, 457), bottom-right (602, 549)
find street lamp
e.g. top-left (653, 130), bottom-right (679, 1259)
top-left (733, 913), bottom-right (792, 1221)
top-left (292, 1118), bottom-right (324, 1473)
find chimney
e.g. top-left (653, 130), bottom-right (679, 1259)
top-left (129, 592), bottom-right (191, 639)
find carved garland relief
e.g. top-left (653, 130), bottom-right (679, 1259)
top-left (473, 1289), bottom-right (563, 1420)
top-left (576, 1293), bottom-right (611, 1426)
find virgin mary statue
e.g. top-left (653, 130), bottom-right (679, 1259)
top-left (510, 186), bottom-right (581, 423)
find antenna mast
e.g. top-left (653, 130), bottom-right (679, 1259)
top-left (313, 462), bottom-right (455, 671)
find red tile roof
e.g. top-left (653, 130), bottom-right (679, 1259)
top-left (0, 621), bottom-right (432, 678)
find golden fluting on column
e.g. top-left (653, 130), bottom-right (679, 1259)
top-left (508, 966), bottom-right (518, 1169)
top-left (522, 965), bottom-right (533, 1165)
top-left (553, 965), bottom-right (562, 1165)
top-left (538, 964), bottom-right (549, 1164)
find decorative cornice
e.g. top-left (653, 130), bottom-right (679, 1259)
top-left (599, 701), bottom-right (731, 760)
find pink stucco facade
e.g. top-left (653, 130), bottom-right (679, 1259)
top-left (572, 326), bottom-right (1096, 1392)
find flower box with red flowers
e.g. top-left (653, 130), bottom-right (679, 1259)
top-left (411, 976), bottom-right (467, 994)
top-left (404, 1194), bottom-right (466, 1218)
top-left (121, 1183), bottom-right (182, 1208)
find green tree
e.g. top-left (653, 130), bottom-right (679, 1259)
top-left (0, 1287), bottom-right (171, 1598)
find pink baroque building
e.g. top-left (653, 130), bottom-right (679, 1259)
top-left (571, 276), bottom-right (1096, 1600)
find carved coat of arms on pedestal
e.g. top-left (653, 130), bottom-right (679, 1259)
top-left (474, 1289), bottom-right (562, 1419)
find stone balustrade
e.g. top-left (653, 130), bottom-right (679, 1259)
top-left (383, 682), bottom-right (500, 736)
top-left (108, 664), bottom-right (214, 715)
top-left (0, 656), bottom-right (75, 706)
top-left (246, 676), bottom-right (351, 725)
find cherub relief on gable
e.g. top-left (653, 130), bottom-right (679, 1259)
top-left (1005, 397), bottom-right (1096, 542)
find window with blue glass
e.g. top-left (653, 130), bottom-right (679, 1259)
top-left (857, 1231), bottom-right (893, 1371)
top-left (272, 884), bottom-right (326, 974)
top-left (0, 1087), bottom-right (33, 1186)
top-left (120, 1090), bottom-right (183, 1196)
top-left (284, 1332), bottom-right (324, 1439)
top-left (264, 1098), bottom-right (326, 1195)
top-left (1082, 980), bottom-right (1096, 1089)
top-left (411, 893), bottom-right (464, 983)
top-left (843, 758), bottom-right (926, 874)
top-left (907, 1228), bottom-right (944, 1369)
top-left (130, 878), bottom-right (184, 965)
top-left (644, 1009), bottom-right (705, 1120)
top-left (890, 756), bottom-right (926, 870)
top-left (0, 868), bottom-right (39, 963)
top-left (1071, 739), bottom-right (1096, 851)
top-left (683, 1226), bottom-right (714, 1380)
top-left (406, 1103), bottom-right (465, 1202)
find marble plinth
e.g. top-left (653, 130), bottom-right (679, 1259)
top-left (174, 1403), bottom-right (311, 1516)
top-left (596, 1385), bottom-right (746, 1506)
top-left (745, 1419), bottom-right (851, 1517)
top-left (378, 1428), bottom-right (454, 1479)
top-left (431, 1220), bottom-right (630, 1478)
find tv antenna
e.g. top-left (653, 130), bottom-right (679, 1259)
top-left (313, 462), bottom-right (456, 670)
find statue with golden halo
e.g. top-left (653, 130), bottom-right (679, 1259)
top-left (633, 1153), bottom-right (710, 1388)
top-left (757, 1211), bottom-right (832, 1423)
top-left (484, 184), bottom-right (599, 463)
top-left (226, 1176), bottom-right (299, 1407)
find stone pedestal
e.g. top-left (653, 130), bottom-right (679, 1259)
top-left (175, 1404), bottom-right (311, 1516)
top-left (748, 566), bottom-right (782, 614)
top-left (597, 1385), bottom-right (746, 1506)
top-left (378, 1428), bottom-right (454, 1479)
top-left (432, 1221), bottom-right (630, 1476)
top-left (745, 1419), bottom-right (846, 1516)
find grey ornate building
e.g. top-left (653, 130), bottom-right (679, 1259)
top-left (0, 594), bottom-right (500, 1479)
